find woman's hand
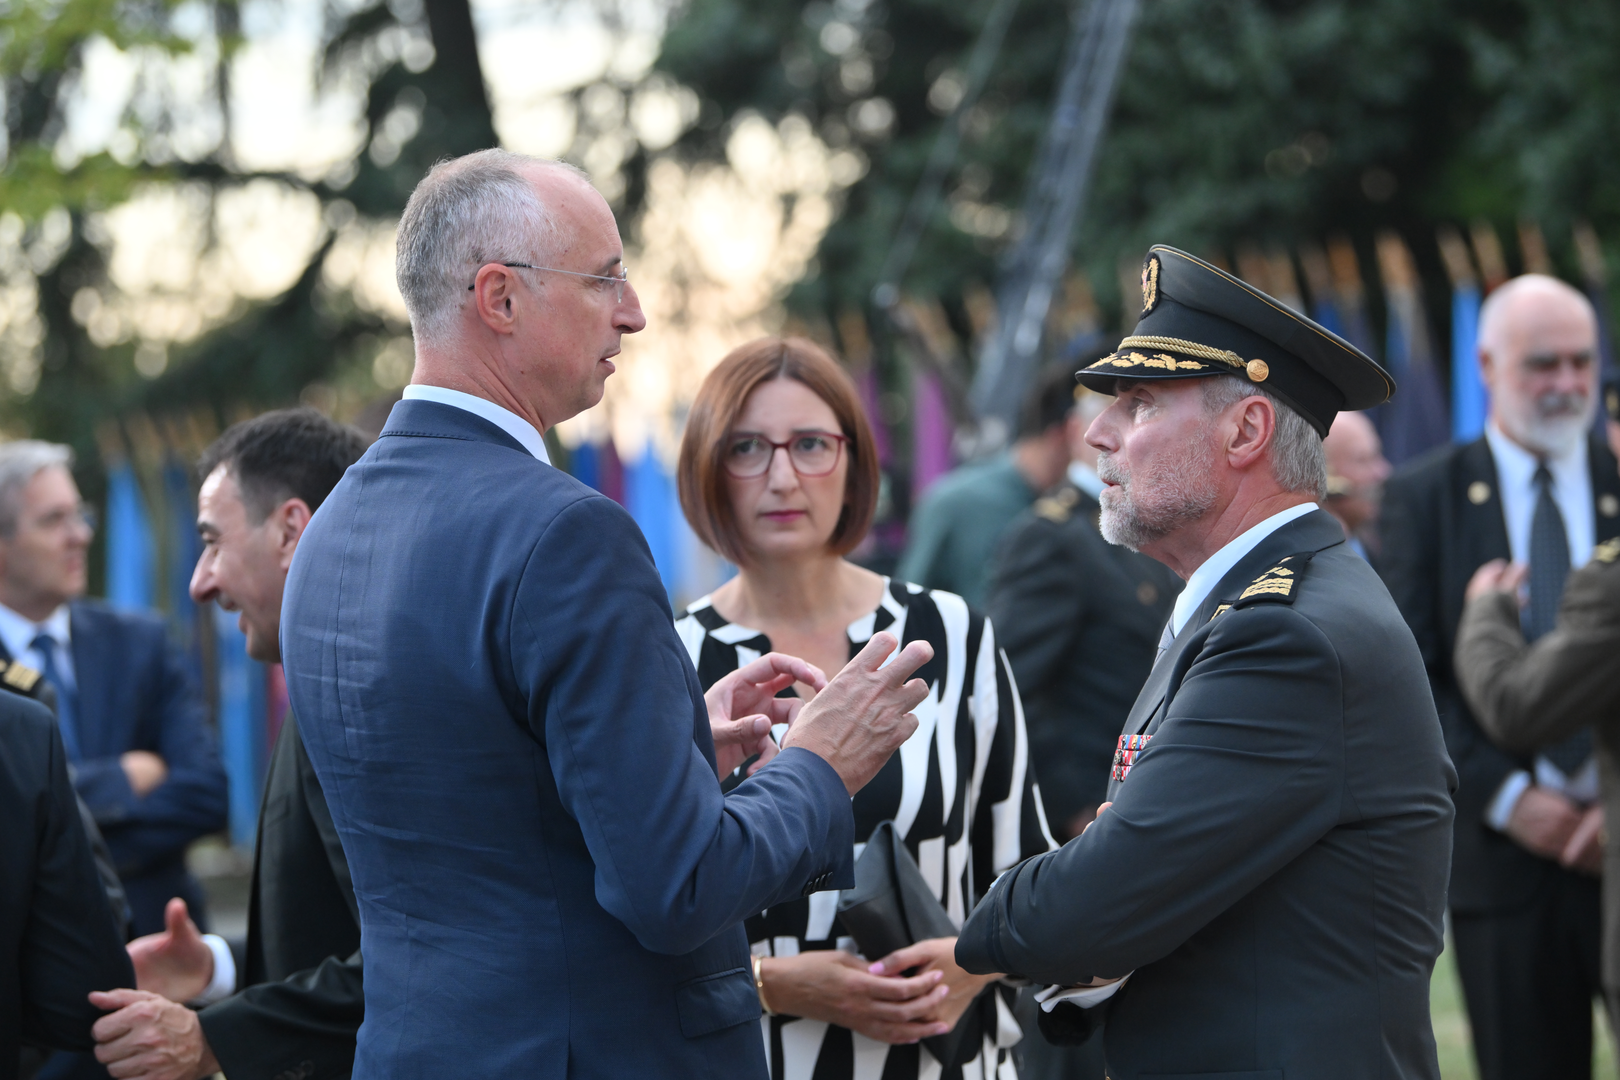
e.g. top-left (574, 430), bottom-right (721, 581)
top-left (760, 949), bottom-right (953, 1045)
top-left (868, 937), bottom-right (1001, 1035)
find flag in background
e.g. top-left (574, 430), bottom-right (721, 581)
top-left (1375, 231), bottom-right (1450, 465)
top-left (911, 371), bottom-right (953, 498)
top-left (1437, 225), bottom-right (1487, 443)
top-left (104, 457), bottom-right (156, 612)
top-left (1574, 221), bottom-right (1617, 441)
top-left (214, 604), bottom-right (265, 847)
top-left (626, 448), bottom-right (681, 600)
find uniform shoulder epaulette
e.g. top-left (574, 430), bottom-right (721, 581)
top-left (1033, 485), bottom-right (1081, 524)
top-left (1594, 537), bottom-right (1620, 565)
top-left (0, 658), bottom-right (44, 695)
top-left (1210, 552), bottom-right (1318, 621)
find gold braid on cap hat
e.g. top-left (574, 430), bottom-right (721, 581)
top-left (1117, 335), bottom-right (1247, 371)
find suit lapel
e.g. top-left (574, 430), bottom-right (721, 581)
top-left (68, 603), bottom-right (116, 758)
top-left (1590, 435), bottom-right (1620, 543)
top-left (1459, 437), bottom-right (1511, 565)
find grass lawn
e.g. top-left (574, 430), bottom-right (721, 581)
top-left (1431, 938), bottom-right (1616, 1079)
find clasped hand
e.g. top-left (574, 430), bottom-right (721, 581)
top-left (761, 937), bottom-right (999, 1045)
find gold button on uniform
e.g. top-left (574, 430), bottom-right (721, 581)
top-left (1600, 493), bottom-right (1619, 518)
top-left (1137, 581), bottom-right (1159, 606)
top-left (1467, 481), bottom-right (1492, 506)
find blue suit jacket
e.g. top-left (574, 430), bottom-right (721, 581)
top-left (281, 400), bottom-right (856, 1079)
top-left (0, 601), bottom-right (228, 936)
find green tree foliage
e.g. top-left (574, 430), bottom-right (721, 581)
top-left (648, 0), bottom-right (1620, 341)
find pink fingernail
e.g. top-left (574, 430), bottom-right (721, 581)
top-left (868, 962), bottom-right (885, 974)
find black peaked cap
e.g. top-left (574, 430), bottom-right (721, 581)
top-left (1076, 245), bottom-right (1394, 435)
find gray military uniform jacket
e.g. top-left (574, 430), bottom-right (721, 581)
top-left (958, 510), bottom-right (1457, 1080)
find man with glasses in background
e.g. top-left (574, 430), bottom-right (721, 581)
top-left (0, 441), bottom-right (226, 950)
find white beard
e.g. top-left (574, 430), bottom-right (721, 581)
top-left (1097, 431), bottom-right (1220, 552)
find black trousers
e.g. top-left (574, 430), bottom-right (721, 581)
top-left (1452, 868), bottom-right (1606, 1080)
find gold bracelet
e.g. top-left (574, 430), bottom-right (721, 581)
top-left (752, 954), bottom-right (777, 1016)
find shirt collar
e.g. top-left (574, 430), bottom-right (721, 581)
top-left (402, 385), bottom-right (552, 464)
top-left (1067, 461), bottom-right (1106, 500)
top-left (0, 600), bottom-right (71, 660)
top-left (1170, 502), bottom-right (1319, 636)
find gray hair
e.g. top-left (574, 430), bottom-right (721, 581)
top-left (1200, 376), bottom-right (1328, 500)
top-left (0, 440), bottom-right (73, 537)
top-left (395, 150), bottom-right (587, 345)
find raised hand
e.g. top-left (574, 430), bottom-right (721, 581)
top-left (868, 937), bottom-right (1001, 1034)
top-left (781, 631), bottom-right (933, 795)
top-left (126, 898), bottom-right (213, 1003)
top-left (706, 652), bottom-right (822, 778)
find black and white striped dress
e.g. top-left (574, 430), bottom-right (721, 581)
top-left (676, 578), bottom-right (1056, 1080)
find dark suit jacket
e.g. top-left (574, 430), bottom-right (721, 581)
top-left (1380, 433), bottom-right (1620, 913)
top-left (959, 510), bottom-right (1456, 1080)
top-left (0, 694), bottom-right (134, 1080)
top-left (198, 713), bottom-right (362, 1080)
top-left (0, 602), bottom-right (230, 936)
top-left (985, 481), bottom-right (1180, 827)
top-left (280, 400), bottom-right (856, 1079)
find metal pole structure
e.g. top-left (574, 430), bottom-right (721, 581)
top-left (970, 0), bottom-right (1138, 443)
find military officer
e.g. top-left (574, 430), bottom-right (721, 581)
top-left (987, 384), bottom-right (1180, 842)
top-left (1455, 537), bottom-right (1620, 1034)
top-left (957, 246), bottom-right (1457, 1080)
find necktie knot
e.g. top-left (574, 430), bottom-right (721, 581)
top-left (28, 630), bottom-right (80, 760)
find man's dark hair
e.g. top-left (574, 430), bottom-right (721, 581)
top-left (1016, 364), bottom-right (1082, 440)
top-left (198, 408), bottom-right (368, 521)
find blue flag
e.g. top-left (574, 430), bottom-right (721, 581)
top-left (1450, 284), bottom-right (1487, 443)
top-left (626, 448), bottom-right (681, 601)
top-left (1380, 288), bottom-right (1451, 466)
top-left (214, 604), bottom-right (266, 847)
top-left (105, 461), bottom-right (155, 612)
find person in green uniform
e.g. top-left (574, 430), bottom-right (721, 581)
top-left (896, 367), bottom-right (1074, 608)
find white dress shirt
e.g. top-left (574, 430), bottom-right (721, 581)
top-left (0, 602), bottom-right (75, 687)
top-left (1040, 500), bottom-right (1319, 1013)
top-left (402, 384), bottom-right (552, 465)
top-left (1481, 422), bottom-right (1599, 828)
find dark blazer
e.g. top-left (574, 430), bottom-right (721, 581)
top-left (1379, 433), bottom-right (1620, 913)
top-left (280, 400), bottom-right (857, 1079)
top-left (0, 601), bottom-right (231, 936)
top-left (985, 481), bottom-right (1180, 828)
top-left (958, 510), bottom-right (1456, 1080)
top-left (198, 713), bottom-right (362, 1080)
top-left (0, 693), bottom-right (134, 1080)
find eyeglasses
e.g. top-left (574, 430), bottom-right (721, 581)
top-left (468, 262), bottom-right (629, 302)
top-left (28, 505), bottom-right (97, 534)
top-left (723, 431), bottom-right (850, 479)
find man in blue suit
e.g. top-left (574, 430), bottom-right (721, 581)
top-left (0, 442), bottom-right (227, 938)
top-left (281, 150), bottom-right (935, 1079)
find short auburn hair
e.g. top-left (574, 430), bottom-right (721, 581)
top-left (679, 337), bottom-right (880, 565)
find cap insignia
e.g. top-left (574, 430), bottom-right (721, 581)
top-left (1246, 359), bottom-right (1270, 382)
top-left (1467, 481), bottom-right (1492, 506)
top-left (1141, 254), bottom-right (1161, 316)
top-left (1595, 537), bottom-right (1620, 564)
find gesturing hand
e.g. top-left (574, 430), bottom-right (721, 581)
top-left (759, 949), bottom-right (952, 1045)
top-left (126, 898), bottom-right (213, 1004)
top-left (88, 989), bottom-right (220, 1080)
top-left (1464, 559), bottom-right (1528, 604)
top-left (1562, 804), bottom-right (1605, 877)
top-left (706, 652), bottom-right (824, 779)
top-left (1506, 785), bottom-right (1582, 861)
top-left (782, 632), bottom-right (933, 795)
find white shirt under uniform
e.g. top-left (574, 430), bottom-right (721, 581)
top-left (1480, 421), bottom-right (1599, 829)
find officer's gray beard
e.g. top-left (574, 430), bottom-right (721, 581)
top-left (1097, 429), bottom-right (1221, 552)
top-left (1509, 390), bottom-right (1593, 458)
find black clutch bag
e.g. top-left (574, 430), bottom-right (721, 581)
top-left (836, 821), bottom-right (989, 1068)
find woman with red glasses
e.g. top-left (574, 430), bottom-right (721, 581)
top-left (675, 336), bottom-right (1054, 1080)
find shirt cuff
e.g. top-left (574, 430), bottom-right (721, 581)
top-left (1035, 973), bottom-right (1132, 1012)
top-left (1485, 770), bottom-right (1533, 832)
top-left (190, 934), bottom-right (237, 1006)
